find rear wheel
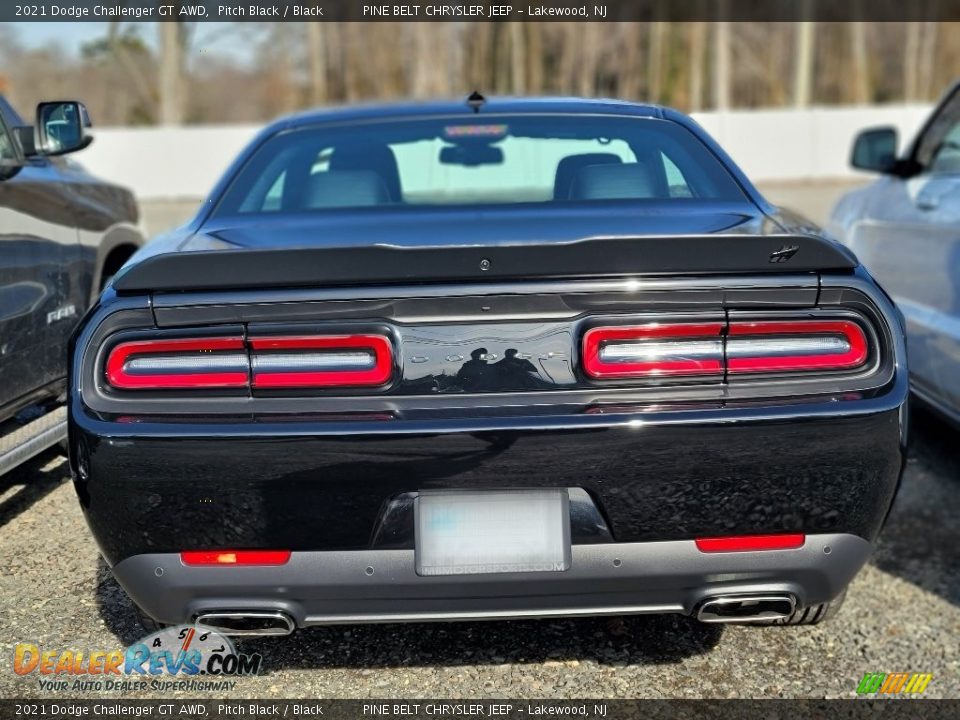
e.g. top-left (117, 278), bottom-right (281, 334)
top-left (770, 589), bottom-right (847, 626)
top-left (99, 245), bottom-right (138, 292)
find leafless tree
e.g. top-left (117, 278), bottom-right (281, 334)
top-left (158, 19), bottom-right (186, 125)
top-left (713, 17), bottom-right (731, 110)
top-left (688, 22), bottom-right (707, 111)
top-left (793, 20), bottom-right (815, 107)
top-left (1, 20), bottom-right (955, 125)
top-left (306, 23), bottom-right (327, 105)
top-left (850, 20), bottom-right (871, 104)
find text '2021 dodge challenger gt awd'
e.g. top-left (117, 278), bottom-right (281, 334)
top-left (69, 97), bottom-right (907, 637)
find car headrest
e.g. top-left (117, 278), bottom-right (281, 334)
top-left (305, 171), bottom-right (391, 209)
top-left (330, 144), bottom-right (402, 201)
top-left (568, 162), bottom-right (662, 201)
top-left (553, 153), bottom-right (622, 199)
top-left (932, 150), bottom-right (960, 174)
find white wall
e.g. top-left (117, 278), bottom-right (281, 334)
top-left (692, 104), bottom-right (933, 182)
top-left (76, 104), bottom-right (935, 200)
top-left (78, 124), bottom-right (261, 200)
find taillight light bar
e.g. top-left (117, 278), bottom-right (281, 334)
top-left (726, 320), bottom-right (868, 374)
top-left (104, 333), bottom-right (394, 391)
top-left (249, 335), bottom-right (393, 389)
top-left (582, 323), bottom-right (724, 378)
top-left (105, 337), bottom-right (248, 390)
top-left (582, 318), bottom-right (870, 380)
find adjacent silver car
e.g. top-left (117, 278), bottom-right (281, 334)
top-left (830, 81), bottom-right (960, 425)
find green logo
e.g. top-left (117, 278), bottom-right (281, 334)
top-left (856, 672), bottom-right (932, 695)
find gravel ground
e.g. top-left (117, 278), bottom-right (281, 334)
top-left (0, 406), bottom-right (956, 700)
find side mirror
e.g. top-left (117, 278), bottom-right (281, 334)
top-left (35, 101), bottom-right (92, 156)
top-left (850, 127), bottom-right (898, 173)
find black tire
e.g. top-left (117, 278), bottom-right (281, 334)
top-left (769, 589), bottom-right (847, 626)
top-left (133, 603), bottom-right (169, 635)
top-left (55, 393), bottom-right (69, 457)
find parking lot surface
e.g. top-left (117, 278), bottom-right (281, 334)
top-left (0, 407), bottom-right (957, 700)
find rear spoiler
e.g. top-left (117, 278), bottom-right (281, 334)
top-left (113, 235), bottom-right (857, 294)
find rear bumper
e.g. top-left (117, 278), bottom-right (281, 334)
top-left (114, 533), bottom-right (870, 626)
top-left (79, 405), bottom-right (899, 626)
top-left (72, 401), bottom-right (905, 568)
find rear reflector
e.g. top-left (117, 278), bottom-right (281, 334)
top-left (106, 337), bottom-right (248, 389)
top-left (250, 335), bottom-right (393, 388)
top-left (727, 320), bottom-right (868, 374)
top-left (180, 550), bottom-right (291, 566)
top-left (582, 323), bottom-right (724, 378)
top-left (695, 534), bottom-right (806, 553)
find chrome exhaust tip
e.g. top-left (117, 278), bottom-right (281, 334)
top-left (696, 594), bottom-right (796, 624)
top-left (194, 611), bottom-right (295, 637)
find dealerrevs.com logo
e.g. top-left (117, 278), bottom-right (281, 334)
top-left (14, 626), bottom-right (262, 692)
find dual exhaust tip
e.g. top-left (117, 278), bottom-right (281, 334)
top-left (194, 611), bottom-right (295, 637)
top-left (697, 594), bottom-right (797, 624)
top-left (194, 595), bottom-right (797, 634)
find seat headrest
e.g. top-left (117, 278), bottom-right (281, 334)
top-left (553, 153), bottom-right (622, 199)
top-left (330, 144), bottom-right (402, 201)
top-left (568, 162), bottom-right (662, 201)
top-left (305, 171), bottom-right (390, 209)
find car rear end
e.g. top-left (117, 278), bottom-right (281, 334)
top-left (69, 252), bottom-right (906, 632)
top-left (67, 102), bottom-right (908, 634)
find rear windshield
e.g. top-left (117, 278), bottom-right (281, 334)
top-left (214, 114), bottom-right (746, 216)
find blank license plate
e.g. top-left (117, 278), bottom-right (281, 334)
top-left (415, 489), bottom-right (570, 576)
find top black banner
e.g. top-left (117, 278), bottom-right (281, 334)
top-left (8, 0), bottom-right (960, 22)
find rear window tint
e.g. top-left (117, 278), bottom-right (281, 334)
top-left (215, 114), bottom-right (745, 216)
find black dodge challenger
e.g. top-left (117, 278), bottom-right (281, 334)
top-left (69, 97), bottom-right (908, 636)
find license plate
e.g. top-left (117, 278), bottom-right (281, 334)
top-left (415, 489), bottom-right (570, 576)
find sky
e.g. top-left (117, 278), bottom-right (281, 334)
top-left (11, 22), bottom-right (110, 52)
top-left (6, 21), bottom-right (250, 63)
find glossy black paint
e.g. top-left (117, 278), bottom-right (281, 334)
top-left (0, 96), bottom-right (142, 422)
top-left (116, 231), bottom-right (857, 293)
top-left (73, 404), bottom-right (903, 566)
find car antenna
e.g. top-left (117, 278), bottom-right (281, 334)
top-left (467, 91), bottom-right (486, 114)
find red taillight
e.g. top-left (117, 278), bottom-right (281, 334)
top-left (105, 337), bottom-right (248, 390)
top-left (180, 550), bottom-right (291, 566)
top-left (727, 320), bottom-right (868, 374)
top-left (695, 534), bottom-right (805, 552)
top-left (582, 323), bottom-right (724, 379)
top-left (249, 335), bottom-right (393, 388)
top-left (582, 318), bottom-right (870, 381)
top-left (105, 333), bottom-right (394, 391)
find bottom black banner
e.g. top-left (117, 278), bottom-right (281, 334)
top-left (0, 700), bottom-right (957, 720)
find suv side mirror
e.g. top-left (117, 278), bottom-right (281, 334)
top-left (35, 101), bottom-right (92, 156)
top-left (850, 127), bottom-right (898, 173)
